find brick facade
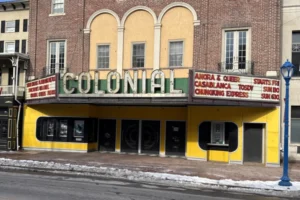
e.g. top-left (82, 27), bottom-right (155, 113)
top-left (29, 0), bottom-right (280, 78)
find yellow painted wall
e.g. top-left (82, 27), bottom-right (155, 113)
top-left (160, 7), bottom-right (194, 68)
top-left (187, 106), bottom-right (280, 164)
top-left (23, 105), bottom-right (186, 153)
top-left (90, 68), bottom-right (190, 80)
top-left (23, 104), bottom-right (279, 165)
top-left (0, 10), bottom-right (29, 42)
top-left (22, 104), bottom-right (92, 151)
top-left (89, 13), bottom-right (118, 70)
top-left (123, 11), bottom-right (154, 69)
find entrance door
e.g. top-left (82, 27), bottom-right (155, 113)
top-left (121, 120), bottom-right (160, 154)
top-left (141, 121), bottom-right (160, 154)
top-left (244, 123), bottom-right (264, 163)
top-left (0, 119), bottom-right (8, 150)
top-left (166, 121), bottom-right (186, 156)
top-left (121, 120), bottom-right (139, 153)
top-left (98, 119), bottom-right (116, 152)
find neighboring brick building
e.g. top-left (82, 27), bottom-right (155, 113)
top-left (24, 0), bottom-right (281, 166)
top-left (28, 0), bottom-right (281, 78)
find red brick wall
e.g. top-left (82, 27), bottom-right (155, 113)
top-left (29, 0), bottom-right (280, 78)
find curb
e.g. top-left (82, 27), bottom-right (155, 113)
top-left (0, 158), bottom-right (299, 198)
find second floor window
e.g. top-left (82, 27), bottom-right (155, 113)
top-left (132, 43), bottom-right (145, 68)
top-left (97, 45), bottom-right (110, 69)
top-left (48, 41), bottom-right (66, 74)
top-left (224, 30), bottom-right (249, 71)
top-left (292, 32), bottom-right (300, 76)
top-left (52, 0), bottom-right (64, 14)
top-left (169, 41), bottom-right (183, 67)
top-left (5, 42), bottom-right (15, 53)
top-left (5, 21), bottom-right (15, 33)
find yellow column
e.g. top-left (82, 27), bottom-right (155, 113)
top-left (160, 120), bottom-right (166, 156)
top-left (115, 119), bottom-right (121, 152)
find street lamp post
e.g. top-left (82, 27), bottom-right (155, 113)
top-left (279, 60), bottom-right (294, 187)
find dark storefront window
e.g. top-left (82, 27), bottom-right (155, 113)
top-left (198, 121), bottom-right (238, 152)
top-left (36, 117), bottom-right (97, 143)
top-left (291, 106), bottom-right (300, 143)
top-left (292, 32), bottom-right (300, 76)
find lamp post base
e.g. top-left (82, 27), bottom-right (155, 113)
top-left (279, 176), bottom-right (292, 186)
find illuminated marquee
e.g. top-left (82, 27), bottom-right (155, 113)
top-left (26, 75), bottom-right (57, 100)
top-left (193, 72), bottom-right (280, 102)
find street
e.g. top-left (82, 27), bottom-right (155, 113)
top-left (0, 171), bottom-right (288, 200)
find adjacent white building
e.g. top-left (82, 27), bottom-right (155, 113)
top-left (282, 0), bottom-right (300, 161)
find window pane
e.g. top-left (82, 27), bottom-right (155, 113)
top-left (292, 32), bottom-right (300, 43)
top-left (59, 42), bottom-right (65, 71)
top-left (291, 119), bottom-right (300, 143)
top-left (59, 120), bottom-right (68, 138)
top-left (74, 120), bottom-right (84, 138)
top-left (211, 122), bottom-right (225, 144)
top-left (132, 44), bottom-right (145, 68)
top-left (6, 43), bottom-right (15, 53)
top-left (97, 45), bottom-right (110, 69)
top-left (47, 119), bottom-right (56, 137)
top-left (52, 0), bottom-right (64, 13)
top-left (169, 41), bottom-right (183, 67)
top-left (238, 31), bottom-right (247, 69)
top-left (225, 32), bottom-right (234, 69)
top-left (48, 41), bottom-right (65, 74)
top-left (5, 21), bottom-right (15, 32)
top-left (292, 33), bottom-right (300, 76)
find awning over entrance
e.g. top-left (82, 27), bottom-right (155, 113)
top-left (0, 52), bottom-right (29, 61)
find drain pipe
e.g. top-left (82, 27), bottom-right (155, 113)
top-left (14, 55), bottom-right (21, 150)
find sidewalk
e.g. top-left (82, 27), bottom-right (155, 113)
top-left (1, 150), bottom-right (300, 181)
top-left (0, 151), bottom-right (300, 197)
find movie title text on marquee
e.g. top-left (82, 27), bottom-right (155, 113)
top-left (26, 75), bottom-right (56, 100)
top-left (193, 72), bottom-right (280, 102)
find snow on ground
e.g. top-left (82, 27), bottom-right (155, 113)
top-left (0, 158), bottom-right (299, 192)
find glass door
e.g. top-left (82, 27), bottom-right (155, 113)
top-left (141, 121), bottom-right (160, 154)
top-left (98, 119), bottom-right (116, 152)
top-left (166, 121), bottom-right (186, 156)
top-left (121, 120), bottom-right (139, 153)
top-left (0, 119), bottom-right (8, 150)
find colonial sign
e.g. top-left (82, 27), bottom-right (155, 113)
top-left (26, 75), bottom-right (57, 100)
top-left (193, 71), bottom-right (280, 102)
top-left (61, 69), bottom-right (186, 97)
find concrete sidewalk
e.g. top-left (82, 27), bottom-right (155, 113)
top-left (0, 150), bottom-right (300, 182)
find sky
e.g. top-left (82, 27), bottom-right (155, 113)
top-left (0, 0), bottom-right (18, 2)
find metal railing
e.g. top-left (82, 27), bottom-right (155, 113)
top-left (218, 61), bottom-right (254, 75)
top-left (0, 86), bottom-right (25, 97)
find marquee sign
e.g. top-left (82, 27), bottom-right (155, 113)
top-left (61, 69), bottom-right (186, 97)
top-left (26, 75), bottom-right (57, 100)
top-left (193, 71), bottom-right (280, 102)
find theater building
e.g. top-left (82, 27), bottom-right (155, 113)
top-left (24, 0), bottom-right (281, 166)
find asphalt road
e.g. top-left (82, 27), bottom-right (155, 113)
top-left (0, 171), bottom-right (289, 200)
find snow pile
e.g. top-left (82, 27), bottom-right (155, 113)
top-left (0, 158), bottom-right (299, 193)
